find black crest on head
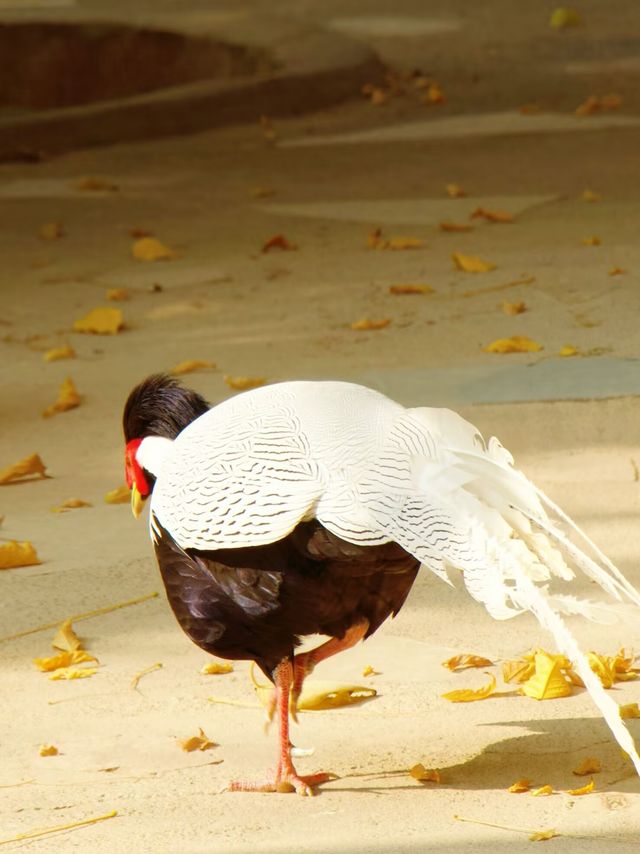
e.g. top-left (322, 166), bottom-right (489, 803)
top-left (123, 374), bottom-right (209, 442)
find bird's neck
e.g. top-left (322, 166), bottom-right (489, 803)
top-left (137, 436), bottom-right (174, 479)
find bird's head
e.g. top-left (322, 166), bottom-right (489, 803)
top-left (122, 374), bottom-right (209, 518)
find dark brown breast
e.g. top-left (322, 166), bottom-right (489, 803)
top-left (153, 517), bottom-right (420, 678)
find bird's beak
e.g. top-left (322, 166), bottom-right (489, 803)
top-left (131, 484), bottom-right (145, 519)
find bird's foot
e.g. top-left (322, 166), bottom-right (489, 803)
top-left (228, 769), bottom-right (334, 796)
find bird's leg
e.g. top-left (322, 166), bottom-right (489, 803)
top-left (290, 618), bottom-right (369, 718)
top-left (229, 659), bottom-right (332, 796)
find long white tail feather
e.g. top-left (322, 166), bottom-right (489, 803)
top-left (511, 572), bottom-right (640, 775)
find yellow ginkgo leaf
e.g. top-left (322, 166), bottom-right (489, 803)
top-left (619, 703), bottom-right (640, 719)
top-left (409, 764), bottom-right (441, 783)
top-left (566, 778), bottom-right (595, 796)
top-left (254, 677), bottom-right (376, 712)
top-left (52, 619), bottom-right (82, 652)
top-left (572, 757), bottom-right (601, 776)
top-left (169, 359), bottom-right (216, 376)
top-left (581, 189), bottom-right (600, 203)
top-left (33, 650), bottom-right (96, 672)
top-left (609, 267), bottom-right (627, 276)
top-left (502, 655), bottom-right (536, 684)
top-left (445, 183), bottom-right (466, 198)
top-left (483, 336), bottom-right (543, 354)
top-left (530, 829), bottom-right (559, 842)
top-left (49, 666), bottom-right (98, 680)
top-left (383, 237), bottom-right (425, 251)
top-left (550, 7), bottom-right (581, 28)
top-left (43, 345), bottom-right (76, 362)
top-left (350, 318), bottom-right (391, 332)
top-left (442, 673), bottom-right (496, 703)
top-left (521, 651), bottom-right (572, 700)
top-left (0, 541), bottom-right (41, 570)
top-left (104, 485), bottom-right (131, 504)
top-left (73, 307), bottom-right (123, 335)
top-left (362, 664), bottom-right (381, 677)
top-left (581, 236), bottom-right (601, 246)
top-left (178, 727), bottom-right (216, 752)
top-left (42, 377), bottom-right (81, 418)
top-left (452, 252), bottom-right (496, 273)
top-left (442, 653), bottom-right (494, 671)
top-left (201, 662), bottom-right (233, 675)
top-left (531, 785), bottom-right (553, 796)
top-left (508, 778), bottom-right (532, 793)
top-left (0, 453), bottom-right (47, 485)
top-left (439, 221), bottom-right (474, 233)
top-left (132, 237), bottom-right (177, 262)
top-left (106, 288), bottom-right (129, 301)
top-left (587, 652), bottom-right (617, 688)
top-left (502, 300), bottom-right (526, 316)
top-left (39, 744), bottom-right (59, 756)
top-left (51, 498), bottom-right (92, 513)
top-left (389, 284), bottom-right (435, 295)
top-left (470, 207), bottom-right (514, 224)
top-left (559, 345), bottom-right (580, 357)
top-left (223, 376), bottom-right (267, 391)
top-left (39, 221), bottom-right (64, 240)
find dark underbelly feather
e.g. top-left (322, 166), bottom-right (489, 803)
top-left (153, 516), bottom-right (420, 677)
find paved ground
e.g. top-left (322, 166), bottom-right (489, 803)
top-left (1, 1), bottom-right (640, 851)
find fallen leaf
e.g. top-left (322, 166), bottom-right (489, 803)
top-left (39, 745), bottom-right (59, 756)
top-left (439, 221), bottom-right (474, 233)
top-left (201, 662), bottom-right (233, 675)
top-left (130, 227), bottom-right (153, 239)
top-left (0, 541), bottom-right (41, 570)
top-left (362, 665), bottom-right (380, 677)
top-left (508, 778), bottom-right (532, 793)
top-left (502, 656), bottom-right (535, 684)
top-left (550, 8), bottom-right (581, 28)
top-left (52, 619), bottom-right (82, 652)
top-left (619, 703), bottom-right (640, 719)
top-left (169, 359), bottom-right (216, 376)
top-left (43, 345), bottom-right (76, 362)
top-left (42, 377), bottom-right (81, 417)
top-left (609, 267), bottom-right (627, 276)
top-left (364, 86), bottom-right (388, 106)
top-left (73, 307), bottom-right (123, 335)
top-left (483, 336), bottom-right (543, 354)
top-left (350, 317), bottom-right (391, 331)
top-left (75, 177), bottom-right (119, 193)
top-left (559, 345), bottom-right (580, 357)
top-left (295, 681), bottom-right (377, 711)
top-left (576, 94), bottom-right (622, 116)
top-left (261, 234), bottom-right (297, 253)
top-left (502, 300), bottom-right (526, 316)
top-left (366, 227), bottom-right (383, 249)
top-left (33, 650), bottom-right (96, 672)
top-left (0, 453), bottom-right (47, 485)
top-left (104, 485), bottom-right (131, 504)
top-left (573, 757), bottom-right (601, 776)
top-left (51, 498), bottom-right (92, 513)
top-left (521, 651), bottom-right (572, 700)
top-left (132, 237), bottom-right (177, 261)
top-left (581, 189), bottom-right (600, 203)
top-left (530, 829), bottom-right (559, 842)
top-left (389, 284), bottom-right (435, 295)
top-left (587, 652), bottom-right (617, 688)
top-left (388, 236), bottom-right (425, 250)
top-left (566, 778), bottom-right (595, 796)
top-left (445, 183), bottom-right (466, 198)
top-left (49, 666), bottom-right (98, 680)
top-left (470, 207), bottom-right (514, 224)
top-left (223, 375), bottom-right (267, 391)
top-left (531, 785), bottom-right (554, 796)
top-left (442, 673), bottom-right (496, 703)
top-left (452, 252), bottom-right (496, 273)
top-left (409, 764), bottom-right (441, 783)
top-left (178, 727), bottom-right (216, 752)
top-left (106, 288), bottom-right (130, 301)
top-left (519, 103), bottom-right (541, 115)
top-left (422, 83), bottom-right (444, 105)
top-left (442, 653), bottom-right (494, 671)
top-left (39, 221), bottom-right (64, 240)
top-left (581, 236), bottom-right (601, 246)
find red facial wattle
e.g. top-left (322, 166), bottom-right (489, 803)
top-left (125, 438), bottom-right (150, 496)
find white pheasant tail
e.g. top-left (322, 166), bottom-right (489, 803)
top-left (146, 380), bottom-right (640, 773)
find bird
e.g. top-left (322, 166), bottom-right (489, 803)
top-left (123, 374), bottom-right (640, 794)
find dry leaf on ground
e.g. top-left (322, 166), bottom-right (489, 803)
top-left (201, 662), bottom-right (233, 675)
top-left (51, 498), bottom-right (92, 513)
top-left (576, 94), bottom-right (621, 116)
top-left (502, 300), bottom-right (526, 316)
top-left (503, 655), bottom-right (536, 684)
top-left (550, 8), bottom-right (581, 28)
top-left (439, 221), bottom-right (474, 233)
top-left (178, 728), bottom-right (216, 752)
top-left (609, 267), bottom-right (626, 276)
top-left (581, 236), bottom-right (601, 246)
top-left (521, 651), bottom-right (572, 700)
top-left (508, 779), bottom-right (532, 793)
top-left (559, 345), bottom-right (580, 357)
top-left (33, 650), bottom-right (96, 672)
top-left (452, 252), bottom-right (496, 273)
top-left (409, 764), bottom-right (441, 783)
top-left (43, 345), bottom-right (76, 362)
top-left (106, 288), bottom-right (130, 301)
top-left (362, 665), bottom-right (381, 677)
top-left (224, 376), bottom-right (267, 391)
top-left (567, 778), bottom-right (595, 796)
top-left (581, 189), bottom-right (600, 203)
top-left (350, 317), bottom-right (391, 331)
top-left (49, 666), bottom-right (98, 680)
top-left (442, 673), bottom-right (496, 703)
top-left (483, 336), bottom-right (543, 354)
top-left (0, 453), bottom-right (47, 485)
top-left (573, 757), bottom-right (601, 776)
top-left (104, 485), bottom-right (130, 504)
top-left (0, 541), bottom-right (41, 570)
top-left (261, 234), bottom-right (297, 253)
top-left (422, 83), bottom-right (444, 105)
top-left (39, 745), bottom-right (59, 756)
top-left (52, 619), bottom-right (82, 652)
top-left (442, 653), bottom-right (494, 671)
top-left (42, 377), bottom-right (81, 417)
top-left (73, 307), bottom-right (123, 335)
top-left (445, 183), bottom-right (466, 198)
top-left (470, 207), bottom-right (514, 224)
top-left (531, 785), bottom-right (554, 796)
top-left (619, 703), bottom-right (640, 719)
top-left (39, 221), bottom-right (64, 240)
top-left (389, 284), bottom-right (435, 295)
top-left (132, 237), bottom-right (177, 261)
top-left (530, 829), bottom-right (559, 842)
top-left (368, 230), bottom-right (424, 250)
top-left (169, 359), bottom-right (216, 376)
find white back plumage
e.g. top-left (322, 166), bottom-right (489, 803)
top-left (148, 380), bottom-right (640, 773)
